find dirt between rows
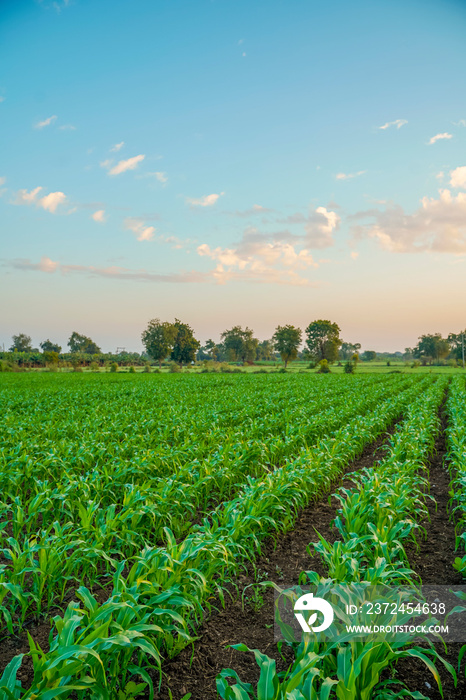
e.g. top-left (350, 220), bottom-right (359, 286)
top-left (153, 402), bottom-right (466, 700)
top-left (153, 424), bottom-right (403, 700)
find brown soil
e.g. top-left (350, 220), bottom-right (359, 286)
top-left (153, 427), bottom-right (398, 700)
top-left (388, 403), bottom-right (466, 700)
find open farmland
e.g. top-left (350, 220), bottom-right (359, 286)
top-left (0, 373), bottom-right (465, 698)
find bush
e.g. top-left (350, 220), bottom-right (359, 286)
top-left (110, 362), bottom-right (118, 373)
top-left (344, 360), bottom-right (355, 374)
top-left (448, 359), bottom-right (458, 368)
top-left (317, 359), bottom-right (331, 374)
top-left (143, 363), bottom-right (151, 373)
top-left (89, 361), bottom-right (99, 372)
top-left (0, 360), bottom-right (22, 372)
top-left (411, 360), bottom-right (421, 369)
top-left (129, 366), bottom-right (136, 373)
top-left (169, 362), bottom-right (181, 373)
top-left (386, 361), bottom-right (391, 366)
top-left (307, 361), bottom-right (317, 369)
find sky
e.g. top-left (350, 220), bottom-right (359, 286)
top-left (1, 0), bottom-right (466, 353)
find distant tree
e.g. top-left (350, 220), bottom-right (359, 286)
top-left (68, 332), bottom-right (101, 354)
top-left (43, 351), bottom-right (59, 365)
top-left (141, 319), bottom-right (177, 368)
top-left (403, 347), bottom-right (414, 361)
top-left (272, 325), bottom-right (302, 368)
top-left (362, 350), bottom-right (377, 362)
top-left (221, 326), bottom-right (259, 363)
top-left (339, 342), bottom-right (361, 360)
top-left (204, 339), bottom-right (219, 361)
top-left (9, 333), bottom-right (33, 352)
top-left (40, 339), bottom-right (62, 353)
top-left (305, 320), bottom-right (342, 363)
top-left (447, 330), bottom-right (466, 365)
top-left (257, 339), bottom-right (275, 361)
top-left (414, 333), bottom-right (450, 365)
top-left (170, 319), bottom-right (200, 368)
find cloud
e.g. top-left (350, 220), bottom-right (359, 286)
top-left (350, 188), bottom-right (466, 253)
top-left (378, 119), bottom-right (408, 130)
top-left (436, 171), bottom-right (444, 181)
top-left (336, 171), bottom-right (366, 180)
top-left (34, 115), bottom-right (57, 129)
top-left (92, 209), bottom-right (106, 223)
top-left (13, 186), bottom-right (67, 213)
top-left (275, 205), bottom-right (341, 248)
top-left (39, 191), bottom-right (67, 213)
top-left (195, 225), bottom-right (322, 286)
top-left (124, 217), bottom-right (155, 241)
top-left (428, 132), bottom-right (453, 145)
top-left (149, 171), bottom-right (168, 183)
top-left (450, 166), bottom-right (466, 189)
top-left (103, 154), bottom-right (145, 176)
top-left (0, 97), bottom-right (5, 103)
top-left (453, 119), bottom-right (466, 127)
top-left (350, 251), bottom-right (359, 260)
top-left (6, 257), bottom-right (211, 284)
top-left (225, 204), bottom-right (274, 218)
top-left (110, 142), bottom-right (124, 152)
top-left (59, 124), bottom-right (76, 131)
top-left (186, 192), bottom-right (224, 207)
top-left (9, 256), bottom-right (59, 273)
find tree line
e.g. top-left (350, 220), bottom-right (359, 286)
top-left (3, 323), bottom-right (465, 370)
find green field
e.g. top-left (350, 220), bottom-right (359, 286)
top-left (0, 373), bottom-right (465, 697)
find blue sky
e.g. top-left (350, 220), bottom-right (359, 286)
top-left (1, 0), bottom-right (466, 352)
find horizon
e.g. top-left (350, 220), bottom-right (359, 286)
top-left (1, 0), bottom-right (466, 353)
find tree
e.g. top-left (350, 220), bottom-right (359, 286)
top-left (9, 334), bottom-right (33, 352)
top-left (141, 319), bottom-right (177, 368)
top-left (221, 326), bottom-right (259, 363)
top-left (257, 339), bottom-right (275, 361)
top-left (40, 339), bottom-right (62, 353)
top-left (272, 325), bottom-right (302, 368)
top-left (414, 334), bottom-right (450, 365)
top-left (339, 342), bottom-right (361, 360)
top-left (170, 319), bottom-right (200, 368)
top-left (362, 350), bottom-right (377, 362)
top-left (305, 320), bottom-right (342, 363)
top-left (203, 339), bottom-right (219, 361)
top-left (447, 330), bottom-right (466, 366)
top-left (68, 332), bottom-right (101, 354)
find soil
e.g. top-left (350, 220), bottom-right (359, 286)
top-left (152, 426), bottom-right (400, 700)
top-left (2, 399), bottom-right (465, 700)
top-left (152, 399), bottom-right (466, 700)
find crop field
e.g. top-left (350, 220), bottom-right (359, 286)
top-left (0, 373), bottom-right (465, 698)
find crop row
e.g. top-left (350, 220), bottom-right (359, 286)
top-left (0, 376), bottom-right (434, 696)
top-left (217, 377), bottom-right (454, 698)
top-left (0, 376), bottom-right (417, 630)
top-left (444, 376), bottom-right (466, 578)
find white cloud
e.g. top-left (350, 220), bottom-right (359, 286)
top-left (453, 119), bottom-right (466, 127)
top-left (350, 251), bottom-right (359, 260)
top-left (59, 124), bottom-right (76, 131)
top-left (242, 52), bottom-right (247, 57)
top-left (38, 256), bottom-right (59, 272)
top-left (14, 186), bottom-right (43, 205)
top-left (351, 188), bottom-right (466, 253)
top-left (450, 166), bottom-right (466, 189)
top-left (0, 97), bottom-right (5, 103)
top-left (106, 154), bottom-right (145, 176)
top-left (436, 171), bottom-right (444, 181)
top-left (124, 217), bottom-right (155, 241)
top-left (186, 192), bottom-right (224, 207)
top-left (34, 115), bottom-right (57, 129)
top-left (13, 186), bottom-right (67, 213)
top-left (428, 132), bottom-right (453, 145)
top-left (92, 209), bottom-right (106, 223)
top-left (154, 171), bottom-right (168, 183)
top-left (336, 171), bottom-right (366, 180)
top-left (0, 176), bottom-right (6, 186)
top-left (110, 141), bottom-right (125, 152)
top-left (378, 119), bottom-right (408, 130)
top-left (39, 191), bottom-right (67, 213)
